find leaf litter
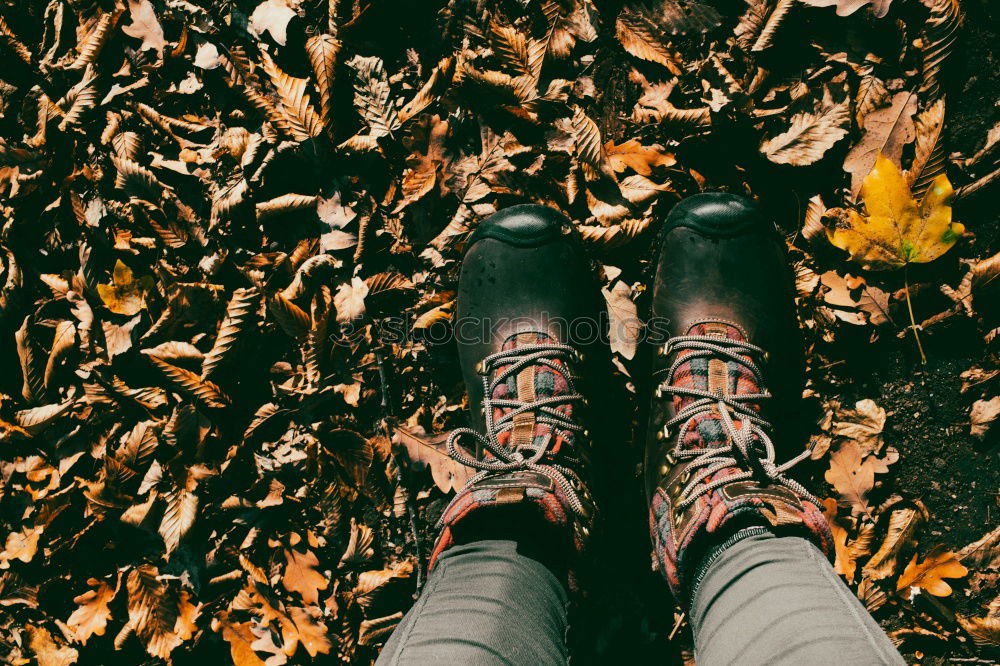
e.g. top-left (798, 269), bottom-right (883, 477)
top-left (0, 0), bottom-right (997, 663)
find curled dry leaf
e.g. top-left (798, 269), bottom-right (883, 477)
top-left (969, 396), bottom-right (1000, 440)
top-left (863, 501), bottom-right (928, 581)
top-left (97, 260), bottom-right (155, 316)
top-left (825, 440), bottom-right (890, 518)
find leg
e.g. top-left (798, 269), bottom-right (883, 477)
top-left (380, 204), bottom-right (598, 664)
top-left (378, 540), bottom-right (568, 666)
top-left (689, 533), bottom-right (904, 666)
top-left (643, 194), bottom-right (901, 663)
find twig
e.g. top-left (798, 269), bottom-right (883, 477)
top-left (668, 612), bottom-right (686, 641)
top-left (956, 164), bottom-right (1000, 201)
top-left (903, 268), bottom-right (927, 365)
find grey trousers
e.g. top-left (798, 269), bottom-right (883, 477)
top-left (378, 533), bottom-right (906, 665)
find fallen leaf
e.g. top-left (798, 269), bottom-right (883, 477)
top-left (282, 548), bottom-right (328, 604)
top-left (799, 0), bottom-right (893, 17)
top-left (26, 624), bottom-right (79, 666)
top-left (897, 549), bottom-right (968, 597)
top-left (334, 277), bottom-right (369, 323)
top-left (824, 440), bottom-right (888, 518)
top-left (602, 280), bottom-right (640, 360)
top-left (831, 399), bottom-right (886, 456)
top-left (826, 153), bottom-right (964, 270)
top-left (393, 426), bottom-right (474, 493)
top-left (843, 92), bottom-right (918, 198)
top-left (970, 396), bottom-right (1000, 440)
top-left (248, 0), bottom-right (296, 46)
top-left (66, 579), bottom-right (117, 643)
top-left (604, 139), bottom-right (675, 175)
top-left (96, 260), bottom-right (155, 315)
top-left (761, 91), bottom-right (849, 166)
top-left (121, 0), bottom-right (166, 56)
top-left (863, 502), bottom-right (927, 581)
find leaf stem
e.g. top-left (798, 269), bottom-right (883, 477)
top-left (903, 268), bottom-right (926, 365)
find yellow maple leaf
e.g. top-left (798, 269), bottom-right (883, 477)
top-left (97, 259), bottom-right (155, 315)
top-left (826, 153), bottom-right (964, 270)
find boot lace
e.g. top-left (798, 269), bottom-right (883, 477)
top-left (655, 334), bottom-right (818, 510)
top-left (446, 342), bottom-right (588, 517)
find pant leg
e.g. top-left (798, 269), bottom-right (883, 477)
top-left (377, 539), bottom-right (569, 666)
top-left (689, 533), bottom-right (905, 666)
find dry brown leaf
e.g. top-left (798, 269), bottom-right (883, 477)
top-left (602, 280), bottom-right (640, 360)
top-left (334, 277), bottom-right (369, 323)
top-left (605, 139), bottom-right (675, 175)
top-left (970, 396), bottom-right (1000, 440)
top-left (830, 398), bottom-right (886, 456)
top-left (282, 548), bottom-right (328, 604)
top-left (958, 613), bottom-right (1000, 647)
top-left (918, 0), bottom-right (962, 100)
top-left (26, 624), bottom-right (79, 666)
top-left (761, 93), bottom-right (849, 166)
top-left (798, 0), bottom-right (893, 16)
top-left (824, 440), bottom-right (889, 518)
top-left (146, 355), bottom-right (230, 408)
top-left (958, 525), bottom-right (1000, 571)
top-left (284, 606), bottom-right (332, 657)
top-left (202, 287), bottom-right (260, 380)
top-left (843, 92), bottom-right (918, 198)
top-left (121, 0), bottom-right (166, 56)
top-left (394, 426), bottom-right (474, 493)
top-left (66, 579), bottom-right (117, 643)
top-left (248, 0), bottom-right (296, 45)
top-left (218, 616), bottom-right (267, 666)
top-left (897, 549), bottom-right (968, 597)
top-left (863, 502), bottom-right (927, 581)
top-left (306, 34), bottom-right (339, 130)
top-left (907, 98), bottom-right (946, 200)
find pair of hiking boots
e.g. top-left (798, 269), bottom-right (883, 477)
top-left (429, 194), bottom-right (832, 601)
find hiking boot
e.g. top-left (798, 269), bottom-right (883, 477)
top-left (429, 204), bottom-right (599, 576)
top-left (644, 193), bottom-right (832, 601)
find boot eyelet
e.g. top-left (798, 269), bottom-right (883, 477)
top-left (574, 350), bottom-right (585, 363)
top-left (474, 361), bottom-right (485, 374)
top-left (665, 453), bottom-right (676, 465)
top-left (658, 343), bottom-right (671, 357)
top-left (659, 463), bottom-right (670, 477)
top-left (680, 470), bottom-right (691, 484)
top-left (580, 525), bottom-right (590, 538)
top-left (762, 351), bottom-right (770, 362)
top-left (670, 483), bottom-right (682, 498)
top-left (655, 429), bottom-right (665, 441)
top-left (655, 387), bottom-right (663, 399)
top-left (673, 512), bottom-right (684, 527)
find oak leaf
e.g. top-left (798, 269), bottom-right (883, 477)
top-left (605, 139), bottom-right (675, 175)
top-left (970, 396), bottom-right (1000, 440)
top-left (394, 426), bottom-right (474, 493)
top-left (26, 624), bottom-right (79, 666)
top-left (97, 260), bottom-right (155, 316)
top-left (826, 153), bottom-right (963, 270)
top-left (824, 440), bottom-right (889, 518)
top-left (897, 549), bottom-right (968, 597)
top-left (282, 548), bottom-right (328, 604)
top-left (248, 0), bottom-right (296, 45)
top-left (66, 579), bottom-right (117, 643)
top-left (217, 616), bottom-right (267, 666)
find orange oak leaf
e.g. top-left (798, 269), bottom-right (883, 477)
top-left (896, 549), bottom-right (968, 597)
top-left (66, 579), bottom-right (117, 643)
top-left (282, 548), bottom-right (328, 604)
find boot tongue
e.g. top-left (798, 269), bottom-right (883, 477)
top-left (490, 331), bottom-right (575, 458)
top-left (672, 321), bottom-right (762, 449)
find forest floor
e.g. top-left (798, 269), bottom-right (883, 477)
top-left (0, 0), bottom-right (997, 664)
